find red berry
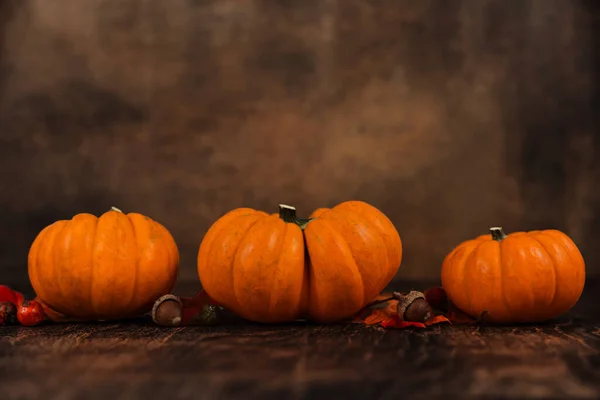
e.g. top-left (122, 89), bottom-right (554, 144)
top-left (13, 291), bottom-right (24, 307)
top-left (17, 300), bottom-right (45, 326)
top-left (423, 287), bottom-right (449, 311)
top-left (0, 285), bottom-right (18, 304)
top-left (0, 301), bottom-right (18, 325)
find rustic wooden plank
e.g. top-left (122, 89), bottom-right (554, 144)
top-left (1, 277), bottom-right (599, 399)
top-left (0, 316), bottom-right (599, 399)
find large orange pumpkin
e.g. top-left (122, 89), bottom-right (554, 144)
top-left (197, 201), bottom-right (402, 323)
top-left (441, 227), bottom-right (585, 324)
top-left (28, 207), bottom-right (179, 320)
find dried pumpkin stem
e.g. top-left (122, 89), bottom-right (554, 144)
top-left (490, 226), bottom-right (507, 241)
top-left (278, 204), bottom-right (312, 230)
top-left (278, 204), bottom-right (297, 222)
top-left (111, 206), bottom-right (123, 213)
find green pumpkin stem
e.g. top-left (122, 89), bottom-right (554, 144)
top-left (278, 204), bottom-right (312, 230)
top-left (490, 226), bottom-right (507, 241)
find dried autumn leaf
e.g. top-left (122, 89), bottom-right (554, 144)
top-left (427, 315), bottom-right (451, 325)
top-left (354, 288), bottom-right (472, 329)
top-left (381, 315), bottom-right (426, 329)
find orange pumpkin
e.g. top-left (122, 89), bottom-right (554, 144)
top-left (197, 201), bottom-right (402, 323)
top-left (441, 227), bottom-right (585, 324)
top-left (28, 207), bottom-right (179, 320)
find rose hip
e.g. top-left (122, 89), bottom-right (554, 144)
top-left (17, 300), bottom-right (45, 326)
top-left (0, 285), bottom-right (22, 305)
top-left (423, 286), bottom-right (449, 311)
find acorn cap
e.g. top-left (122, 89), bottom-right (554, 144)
top-left (396, 290), bottom-right (433, 322)
top-left (152, 294), bottom-right (183, 327)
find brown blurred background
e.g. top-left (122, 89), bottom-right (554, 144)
top-left (0, 0), bottom-right (599, 286)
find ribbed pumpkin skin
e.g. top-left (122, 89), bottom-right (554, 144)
top-left (197, 201), bottom-right (402, 323)
top-left (28, 209), bottom-right (179, 320)
top-left (197, 209), bottom-right (306, 323)
top-left (304, 201), bottom-right (402, 322)
top-left (441, 229), bottom-right (586, 324)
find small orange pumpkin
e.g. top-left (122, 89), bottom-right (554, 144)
top-left (441, 227), bottom-right (585, 324)
top-left (197, 201), bottom-right (402, 323)
top-left (28, 207), bottom-right (179, 320)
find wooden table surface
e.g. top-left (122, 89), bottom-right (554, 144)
top-left (1, 279), bottom-right (599, 400)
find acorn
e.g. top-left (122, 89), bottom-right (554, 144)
top-left (393, 291), bottom-right (433, 323)
top-left (152, 294), bottom-right (183, 327)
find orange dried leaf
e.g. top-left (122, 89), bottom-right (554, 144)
top-left (363, 313), bottom-right (386, 325)
top-left (354, 287), bottom-right (475, 329)
top-left (425, 314), bottom-right (451, 325)
top-left (382, 315), bottom-right (426, 329)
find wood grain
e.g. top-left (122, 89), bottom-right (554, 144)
top-left (1, 279), bottom-right (599, 399)
top-left (1, 320), bottom-right (599, 399)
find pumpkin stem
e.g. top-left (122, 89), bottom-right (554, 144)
top-left (490, 226), bottom-right (507, 241)
top-left (278, 204), bottom-right (312, 229)
top-left (111, 206), bottom-right (123, 213)
top-left (278, 204), bottom-right (297, 222)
